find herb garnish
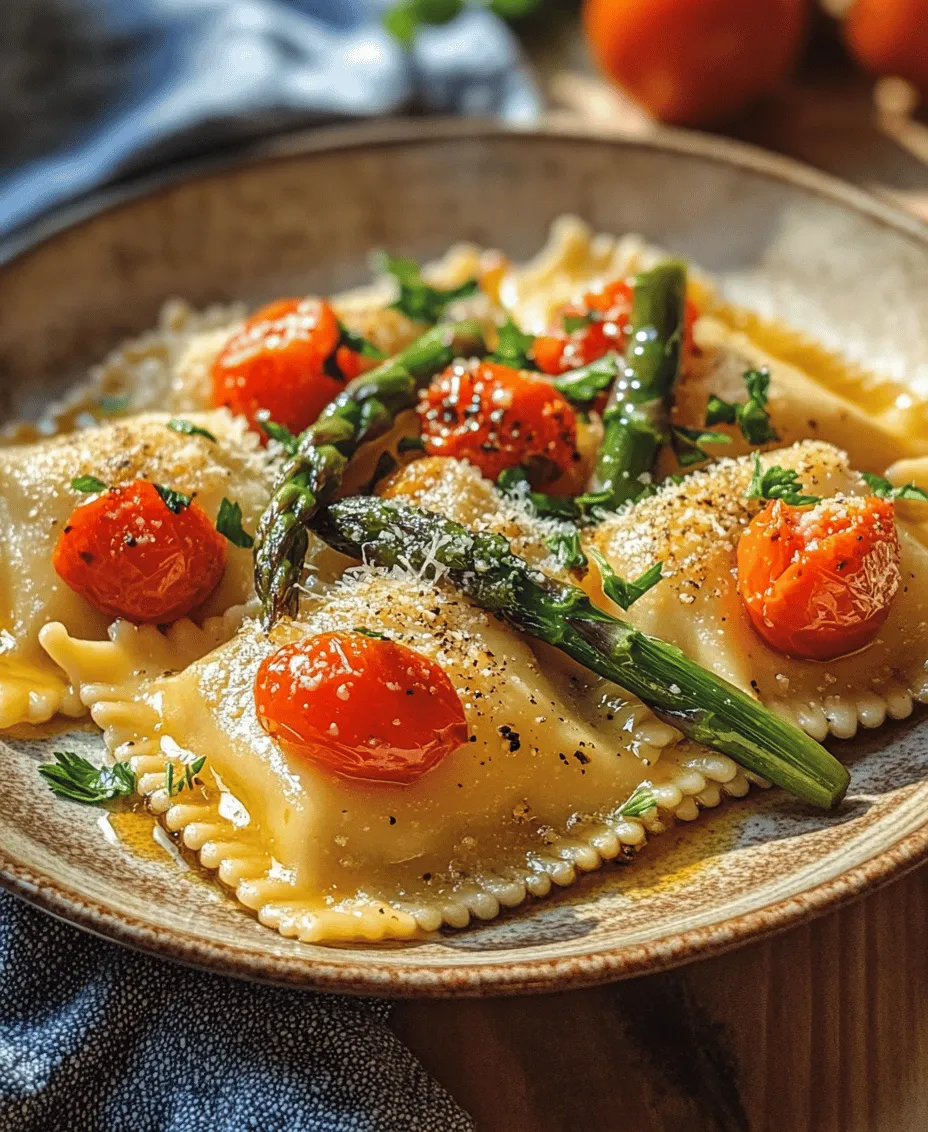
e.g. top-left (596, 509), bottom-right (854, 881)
top-left (489, 316), bottom-right (537, 370)
top-left (590, 549), bottom-right (663, 610)
top-left (562, 310), bottom-right (599, 334)
top-left (353, 626), bottom-right (389, 640)
top-left (705, 368), bottom-right (779, 445)
top-left (670, 425), bottom-right (732, 467)
top-left (376, 251), bottom-right (479, 323)
top-left (256, 412), bottom-right (300, 455)
top-left (38, 751), bottom-right (136, 805)
top-left (746, 453), bottom-right (820, 506)
top-left (216, 498), bottom-right (254, 548)
top-left (164, 756), bottom-right (206, 798)
top-left (496, 467), bottom-right (578, 521)
top-left (71, 475), bottom-right (108, 494)
top-left (552, 354), bottom-right (619, 407)
top-left (545, 530), bottom-right (588, 571)
top-left (167, 418), bottom-right (217, 442)
top-left (860, 472), bottom-right (928, 503)
top-left (616, 782), bottom-right (657, 819)
top-left (337, 321), bottom-right (385, 360)
top-left (154, 484), bottom-right (192, 513)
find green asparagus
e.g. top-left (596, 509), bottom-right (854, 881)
top-left (316, 496), bottom-right (850, 809)
top-left (254, 320), bottom-right (485, 625)
top-left (593, 262), bottom-right (687, 509)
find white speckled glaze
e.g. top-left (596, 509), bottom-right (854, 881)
top-left (1, 121), bottom-right (927, 996)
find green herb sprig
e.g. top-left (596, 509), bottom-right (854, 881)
top-left (167, 419), bottom-right (217, 442)
top-left (861, 472), bottom-right (928, 503)
top-left (616, 783), bottom-right (657, 819)
top-left (705, 368), bottom-right (779, 446)
top-left (376, 252), bottom-right (479, 323)
top-left (216, 498), bottom-right (254, 548)
top-left (38, 751), bottom-right (136, 805)
top-left (746, 453), bottom-right (820, 507)
top-left (164, 756), bottom-right (206, 798)
top-left (670, 425), bottom-right (732, 468)
top-left (71, 475), bottom-right (109, 494)
top-left (489, 316), bottom-right (537, 370)
top-left (154, 484), bottom-right (192, 513)
top-left (545, 530), bottom-right (588, 571)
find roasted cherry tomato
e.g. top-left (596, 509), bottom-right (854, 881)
top-left (417, 361), bottom-right (578, 483)
top-left (53, 480), bottom-right (228, 624)
top-left (845, 0), bottom-right (928, 95)
top-left (532, 279), bottom-right (699, 376)
top-left (737, 495), bottom-right (901, 661)
top-left (584, 0), bottom-right (808, 126)
top-left (332, 344), bottom-right (379, 383)
top-left (211, 298), bottom-right (342, 434)
top-left (254, 631), bottom-right (469, 785)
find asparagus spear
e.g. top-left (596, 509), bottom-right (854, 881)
top-left (317, 496), bottom-right (850, 809)
top-left (254, 320), bottom-right (485, 625)
top-left (593, 262), bottom-right (687, 509)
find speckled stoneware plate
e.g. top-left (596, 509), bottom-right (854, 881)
top-left (2, 121), bottom-right (927, 997)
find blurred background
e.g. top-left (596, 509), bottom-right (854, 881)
top-left (1, 0), bottom-right (927, 238)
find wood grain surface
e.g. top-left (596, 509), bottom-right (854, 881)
top-left (392, 53), bottom-right (928, 1132)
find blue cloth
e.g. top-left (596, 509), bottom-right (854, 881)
top-left (0, 891), bottom-right (473, 1131)
top-left (0, 0), bottom-right (541, 237)
top-left (0, 1), bottom-right (540, 1125)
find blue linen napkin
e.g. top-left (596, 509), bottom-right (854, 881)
top-left (0, 0), bottom-right (541, 237)
top-left (0, 891), bottom-right (473, 1131)
top-left (0, 1), bottom-right (541, 1126)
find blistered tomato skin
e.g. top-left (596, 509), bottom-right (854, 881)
top-left (52, 480), bottom-right (228, 624)
top-left (254, 632), bottom-right (469, 785)
top-left (737, 496), bottom-right (901, 661)
top-left (211, 298), bottom-right (343, 435)
top-left (417, 361), bottom-right (579, 483)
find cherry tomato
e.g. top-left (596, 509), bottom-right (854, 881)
top-left (254, 632), bottom-right (469, 785)
top-left (737, 495), bottom-right (901, 661)
top-left (584, 0), bottom-right (808, 126)
top-left (211, 298), bottom-right (342, 434)
top-left (533, 279), bottom-right (700, 377)
top-left (53, 480), bottom-right (228, 624)
top-left (332, 344), bottom-right (379, 383)
top-left (845, 0), bottom-right (928, 94)
top-left (417, 361), bottom-right (579, 483)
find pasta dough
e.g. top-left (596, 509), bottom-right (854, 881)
top-left (64, 570), bottom-right (752, 942)
top-left (0, 410), bottom-right (272, 727)
top-left (587, 441), bottom-right (928, 739)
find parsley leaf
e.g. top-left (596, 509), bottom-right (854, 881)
top-left (860, 472), bottom-right (928, 503)
top-left (617, 783), bottom-right (657, 819)
top-left (337, 321), bottom-right (385, 360)
top-left (165, 755), bottom-right (206, 798)
top-left (256, 412), bottom-right (300, 455)
top-left (705, 367), bottom-right (779, 446)
top-left (216, 498), bottom-right (254, 548)
top-left (71, 475), bottom-right (108, 494)
top-left (590, 548), bottom-right (663, 610)
top-left (167, 418), bottom-right (217, 442)
top-left (671, 425), bottom-right (732, 467)
top-left (746, 453), bottom-right (820, 506)
top-left (553, 354), bottom-right (619, 406)
top-left (490, 316), bottom-right (537, 370)
top-left (376, 251), bottom-right (479, 323)
top-left (545, 529), bottom-right (588, 571)
top-left (154, 484), bottom-right (192, 513)
top-left (496, 467), bottom-right (578, 521)
top-left (39, 751), bottom-right (135, 805)
top-left (353, 626), bottom-right (389, 640)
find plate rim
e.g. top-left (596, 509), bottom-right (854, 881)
top-left (2, 118), bottom-right (928, 997)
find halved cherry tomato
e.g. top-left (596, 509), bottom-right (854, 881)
top-left (737, 495), bottom-right (901, 661)
top-left (254, 632), bottom-right (469, 785)
top-left (532, 279), bottom-right (700, 376)
top-left (53, 480), bottom-right (228, 624)
top-left (332, 344), bottom-right (379, 383)
top-left (211, 298), bottom-right (342, 434)
top-left (417, 361), bottom-right (579, 483)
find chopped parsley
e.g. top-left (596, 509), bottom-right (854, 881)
top-left (590, 549), bottom-right (663, 610)
top-left (545, 529), bottom-right (588, 571)
top-left (215, 498), bottom-right (254, 548)
top-left (38, 751), bottom-right (136, 805)
top-left (705, 368), bottom-right (779, 446)
top-left (489, 316), bottom-right (536, 370)
top-left (860, 472), bottom-right (928, 503)
top-left (166, 418), bottom-right (216, 442)
top-left (353, 626), bottom-right (389, 640)
top-left (496, 466), bottom-right (578, 521)
top-left (256, 412), bottom-right (300, 455)
top-left (337, 321), bottom-right (385, 360)
top-left (165, 756), bottom-right (206, 798)
top-left (670, 425), bottom-right (732, 467)
top-left (71, 475), bottom-right (108, 494)
top-left (376, 251), bottom-right (479, 323)
top-left (154, 484), bottom-right (192, 513)
top-left (616, 783), bottom-right (657, 819)
top-left (552, 354), bottom-right (619, 406)
top-left (746, 453), bottom-right (820, 506)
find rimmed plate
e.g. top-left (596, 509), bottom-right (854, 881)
top-left (1, 121), bottom-right (927, 996)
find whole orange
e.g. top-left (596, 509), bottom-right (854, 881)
top-left (845, 0), bottom-right (928, 93)
top-left (583, 0), bottom-right (809, 126)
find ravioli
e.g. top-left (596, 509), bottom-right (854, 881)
top-left (71, 571), bottom-right (752, 942)
top-left (587, 441), bottom-right (928, 739)
top-left (0, 410), bottom-right (272, 728)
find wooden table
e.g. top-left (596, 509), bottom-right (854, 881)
top-left (393, 54), bottom-right (928, 1132)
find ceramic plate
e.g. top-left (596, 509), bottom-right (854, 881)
top-left (2, 121), bottom-right (927, 996)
